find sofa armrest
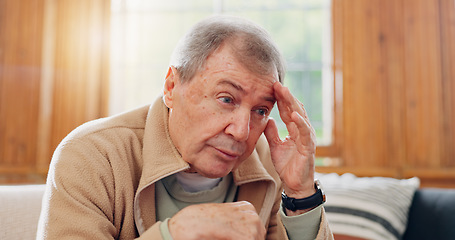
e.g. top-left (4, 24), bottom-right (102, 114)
top-left (0, 184), bottom-right (46, 239)
top-left (403, 188), bottom-right (455, 240)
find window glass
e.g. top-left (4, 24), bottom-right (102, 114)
top-left (110, 0), bottom-right (332, 145)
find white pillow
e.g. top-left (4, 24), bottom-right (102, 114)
top-left (316, 173), bottom-right (420, 240)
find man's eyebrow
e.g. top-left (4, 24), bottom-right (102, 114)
top-left (264, 95), bottom-right (276, 104)
top-left (219, 79), bottom-right (276, 103)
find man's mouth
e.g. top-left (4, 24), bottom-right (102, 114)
top-left (212, 147), bottom-right (242, 161)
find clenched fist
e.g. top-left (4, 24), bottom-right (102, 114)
top-left (169, 201), bottom-right (266, 240)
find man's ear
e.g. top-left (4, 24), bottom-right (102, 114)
top-left (163, 66), bottom-right (179, 109)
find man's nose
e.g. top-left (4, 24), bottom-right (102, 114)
top-left (225, 109), bottom-right (250, 142)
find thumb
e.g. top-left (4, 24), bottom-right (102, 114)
top-left (264, 117), bottom-right (281, 148)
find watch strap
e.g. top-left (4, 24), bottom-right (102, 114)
top-left (281, 180), bottom-right (326, 211)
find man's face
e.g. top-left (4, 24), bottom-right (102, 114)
top-left (164, 43), bottom-right (278, 178)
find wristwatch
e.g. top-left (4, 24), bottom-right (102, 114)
top-left (281, 179), bottom-right (326, 211)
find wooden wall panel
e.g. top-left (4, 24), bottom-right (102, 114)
top-left (339, 0), bottom-right (403, 170)
top-left (0, 0), bottom-right (44, 182)
top-left (342, 0), bottom-right (377, 166)
top-left (439, 0), bottom-right (455, 168)
top-left (378, 0), bottom-right (407, 170)
top-left (47, 0), bottom-right (110, 169)
top-left (320, 0), bottom-right (455, 188)
top-left (0, 0), bottom-right (110, 183)
top-left (403, 0), bottom-right (444, 169)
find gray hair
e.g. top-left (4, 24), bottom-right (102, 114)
top-left (169, 15), bottom-right (286, 83)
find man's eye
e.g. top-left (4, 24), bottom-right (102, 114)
top-left (255, 108), bottom-right (268, 116)
top-left (219, 97), bottom-right (233, 104)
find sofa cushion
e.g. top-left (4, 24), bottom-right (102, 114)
top-left (316, 173), bottom-right (420, 240)
top-left (403, 188), bottom-right (455, 240)
top-left (0, 184), bottom-right (46, 240)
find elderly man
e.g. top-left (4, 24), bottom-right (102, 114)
top-left (37, 16), bottom-right (333, 239)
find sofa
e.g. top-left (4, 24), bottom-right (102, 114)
top-left (403, 188), bottom-right (455, 240)
top-left (1, 180), bottom-right (454, 240)
top-left (316, 173), bottom-right (455, 240)
top-left (0, 184), bottom-right (45, 240)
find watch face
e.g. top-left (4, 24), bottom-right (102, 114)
top-left (314, 179), bottom-right (326, 204)
top-left (315, 179), bottom-right (322, 189)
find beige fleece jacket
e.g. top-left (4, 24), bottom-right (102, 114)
top-left (37, 97), bottom-right (333, 240)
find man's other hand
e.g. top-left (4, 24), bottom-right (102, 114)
top-left (168, 201), bottom-right (266, 240)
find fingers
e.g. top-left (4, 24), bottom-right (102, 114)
top-left (274, 82), bottom-right (308, 123)
top-left (231, 201), bottom-right (266, 240)
top-left (229, 201), bottom-right (258, 215)
top-left (292, 111), bottom-right (316, 140)
top-left (169, 202), bottom-right (266, 240)
top-left (264, 118), bottom-right (281, 148)
top-left (273, 82), bottom-right (314, 139)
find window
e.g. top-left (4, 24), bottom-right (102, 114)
top-left (110, 0), bottom-right (333, 145)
